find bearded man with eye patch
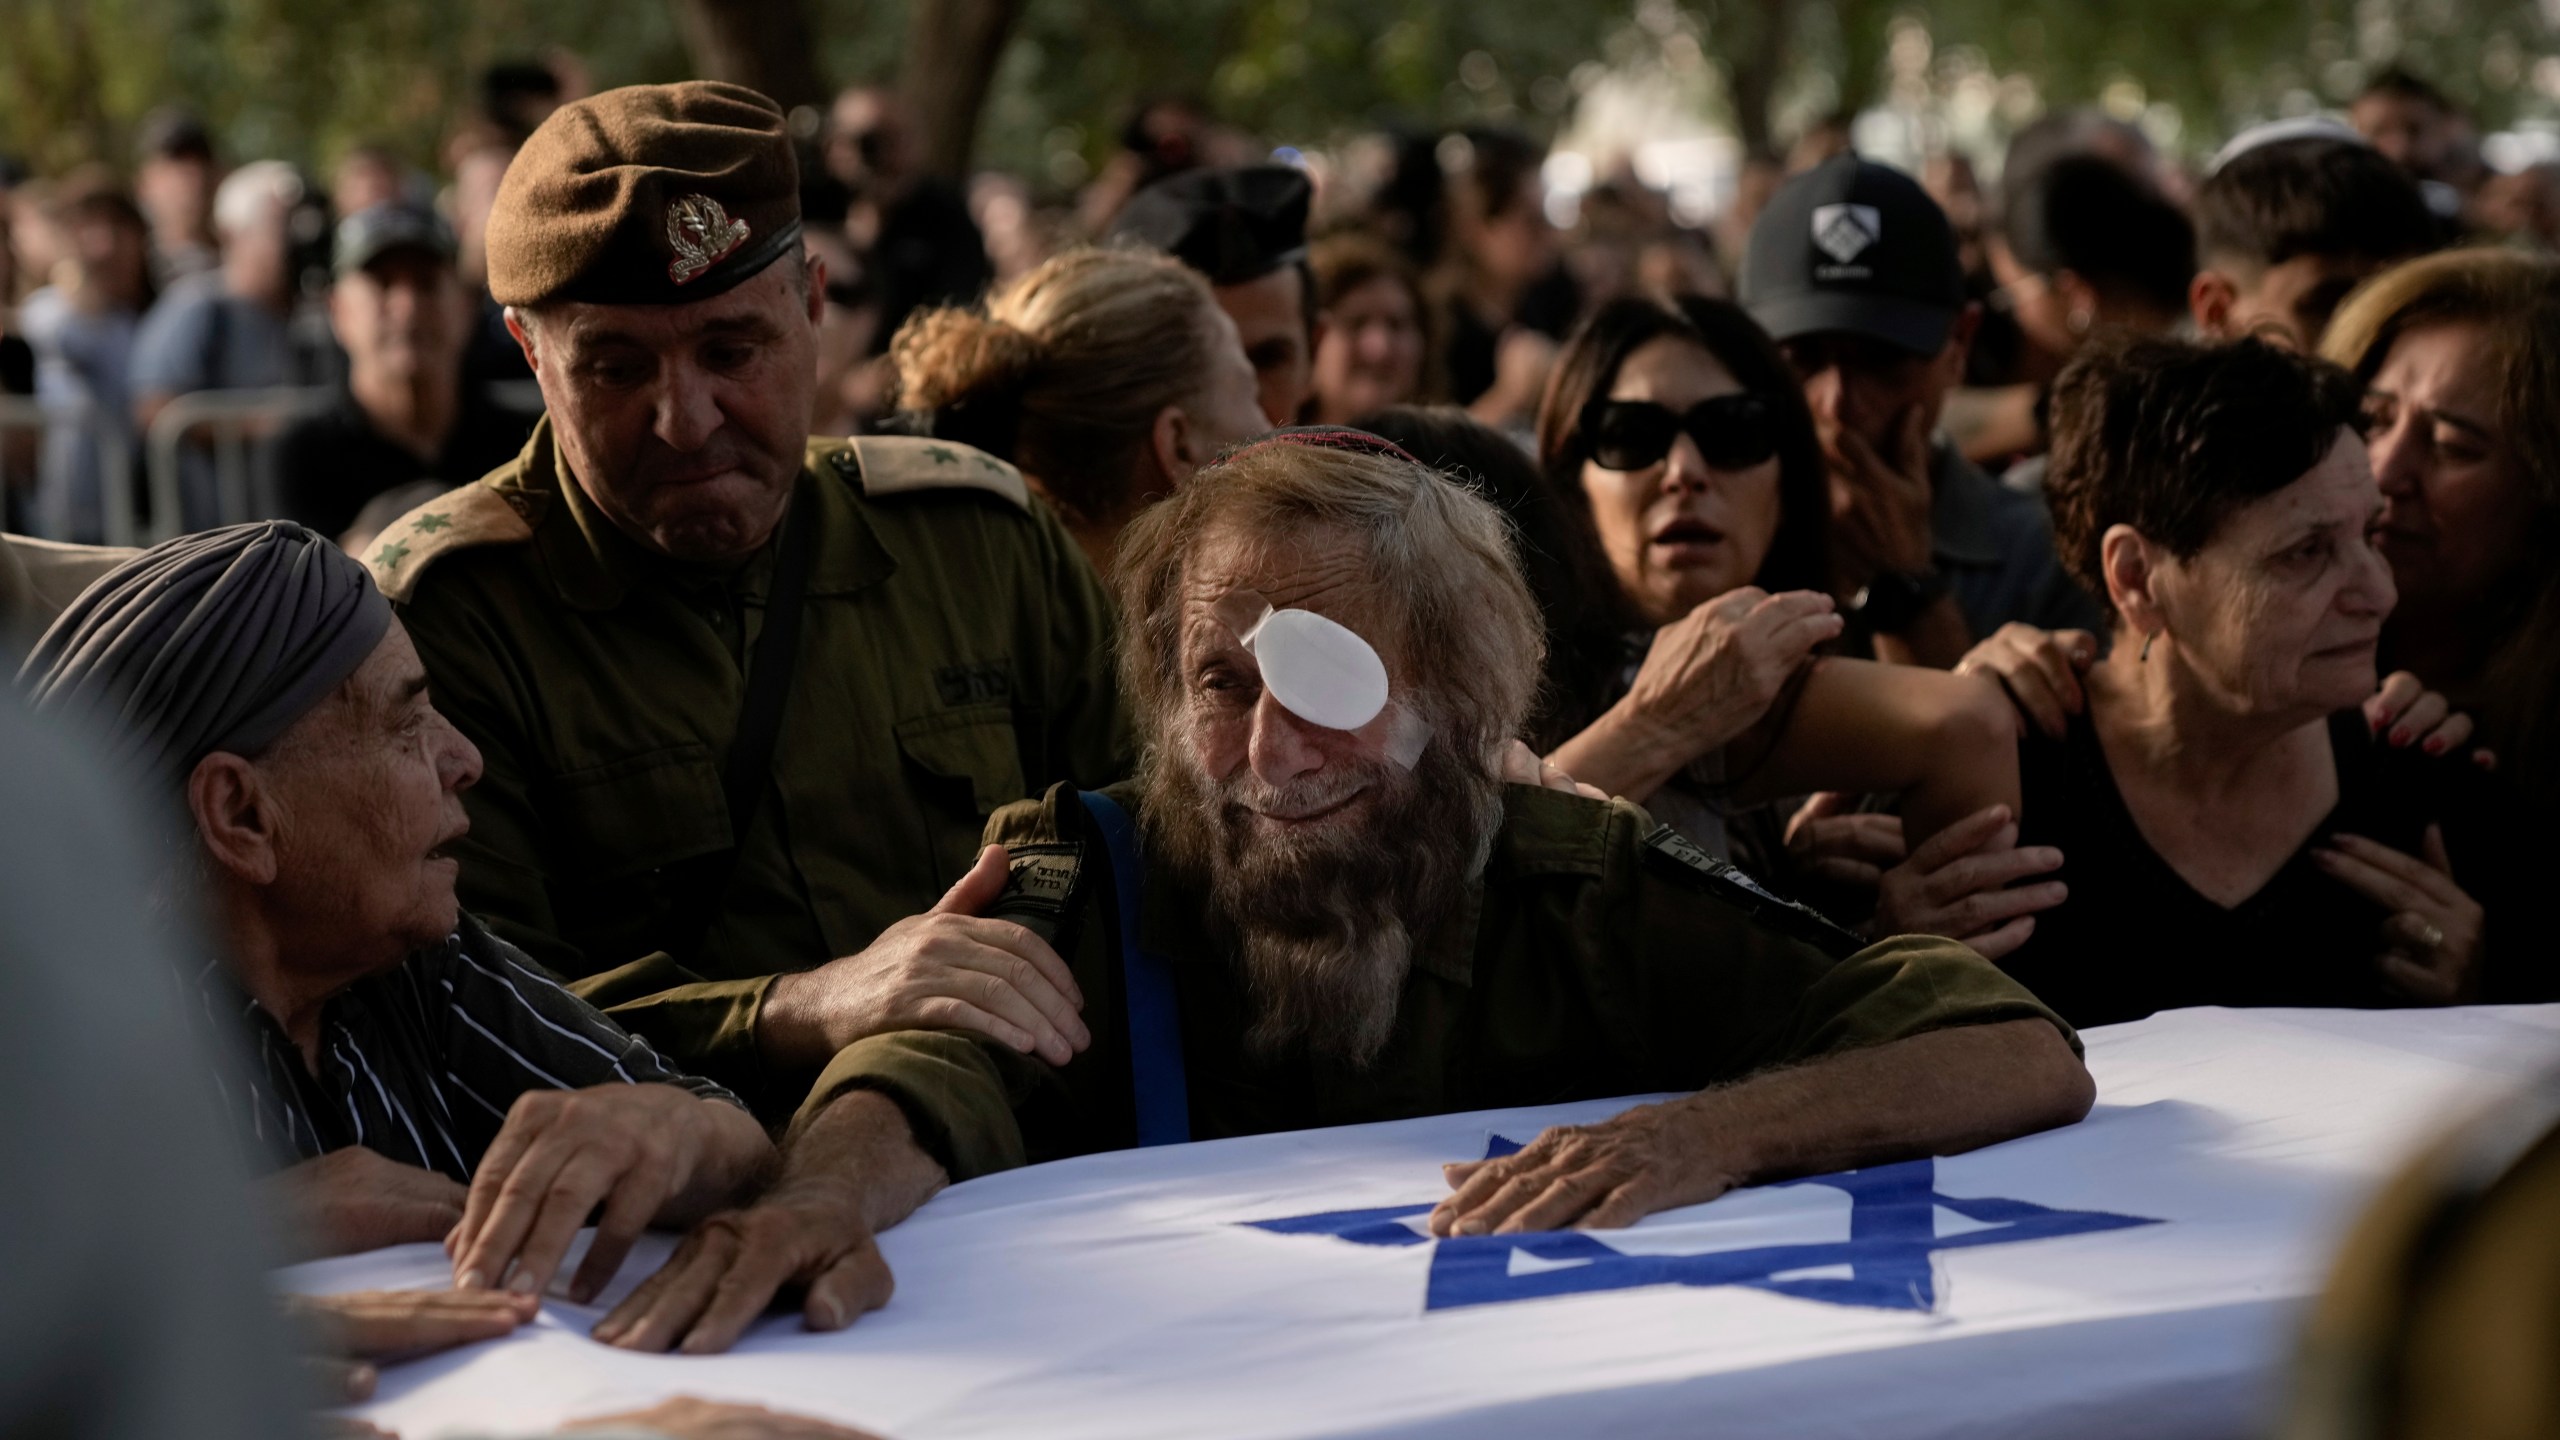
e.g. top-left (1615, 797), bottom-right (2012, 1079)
top-left (588, 430), bottom-right (2093, 1358)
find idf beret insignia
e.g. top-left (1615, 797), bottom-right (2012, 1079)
top-left (666, 193), bottom-right (751, 285)
top-left (487, 81), bottom-right (803, 308)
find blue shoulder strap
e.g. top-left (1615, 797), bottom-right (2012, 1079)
top-left (1076, 790), bottom-right (1192, 1147)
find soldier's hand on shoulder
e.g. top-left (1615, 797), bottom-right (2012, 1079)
top-left (760, 845), bottom-right (1092, 1069)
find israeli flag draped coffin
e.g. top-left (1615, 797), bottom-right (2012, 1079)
top-left (288, 1005), bottom-right (2560, 1440)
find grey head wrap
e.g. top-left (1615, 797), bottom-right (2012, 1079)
top-left (17, 522), bottom-right (393, 782)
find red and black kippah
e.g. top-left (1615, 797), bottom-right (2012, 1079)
top-left (1207, 426), bottom-right (1425, 470)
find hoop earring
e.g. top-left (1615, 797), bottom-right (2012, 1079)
top-left (2140, 630), bottom-right (2157, 663)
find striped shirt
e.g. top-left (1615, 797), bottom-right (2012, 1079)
top-left (202, 912), bottom-right (746, 1183)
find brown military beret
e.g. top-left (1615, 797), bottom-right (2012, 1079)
top-left (486, 81), bottom-right (803, 308)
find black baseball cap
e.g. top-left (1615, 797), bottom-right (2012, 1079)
top-left (333, 201), bottom-right (456, 278)
top-left (1110, 164), bottom-right (1311, 286)
top-left (1739, 154), bottom-right (1965, 357)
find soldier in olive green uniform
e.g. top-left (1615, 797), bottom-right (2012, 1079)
top-left (584, 428), bottom-right (2092, 1359)
top-left (369, 81), bottom-right (1128, 1114)
top-left (799, 779), bottom-right (2079, 1181)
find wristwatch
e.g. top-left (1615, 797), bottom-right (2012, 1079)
top-left (1849, 569), bottom-right (1950, 634)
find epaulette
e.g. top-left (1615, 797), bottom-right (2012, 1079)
top-left (364, 481), bottom-right (544, 603)
top-left (985, 839), bottom-right (1091, 957)
top-left (817, 433), bottom-right (1030, 510)
top-left (1640, 823), bottom-right (1868, 959)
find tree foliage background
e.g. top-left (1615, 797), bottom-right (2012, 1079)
top-left (4, 0), bottom-right (2555, 181)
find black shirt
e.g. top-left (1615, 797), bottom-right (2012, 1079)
top-left (0, 333), bottom-right (32, 395)
top-left (206, 913), bottom-right (743, 1183)
top-left (271, 380), bottom-right (534, 539)
top-left (2000, 709), bottom-right (2544, 1028)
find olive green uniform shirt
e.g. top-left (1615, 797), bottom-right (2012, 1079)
top-left (799, 780), bottom-right (2075, 1182)
top-left (372, 422), bottom-right (1131, 1112)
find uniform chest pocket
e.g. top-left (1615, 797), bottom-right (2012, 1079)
top-left (894, 703), bottom-right (1029, 816)
top-left (546, 744), bottom-right (732, 878)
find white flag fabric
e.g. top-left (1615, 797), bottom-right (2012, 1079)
top-left (285, 1005), bottom-right (2560, 1440)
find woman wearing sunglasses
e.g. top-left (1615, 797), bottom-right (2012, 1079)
top-left (1529, 297), bottom-right (2068, 957)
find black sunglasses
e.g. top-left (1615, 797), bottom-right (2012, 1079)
top-left (1580, 394), bottom-right (1780, 473)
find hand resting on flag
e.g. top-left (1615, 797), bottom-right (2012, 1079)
top-left (1428, 1017), bottom-right (2092, 1235)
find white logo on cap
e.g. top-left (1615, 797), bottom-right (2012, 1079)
top-left (1810, 203), bottom-right (1882, 264)
top-left (666, 194), bottom-right (751, 285)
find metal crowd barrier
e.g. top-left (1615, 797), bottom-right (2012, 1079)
top-left (0, 394), bottom-right (140, 547)
top-left (143, 386), bottom-right (330, 543)
top-left (12, 381), bottom-right (534, 548)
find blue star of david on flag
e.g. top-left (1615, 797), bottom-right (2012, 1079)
top-left (1244, 1135), bottom-right (2162, 1312)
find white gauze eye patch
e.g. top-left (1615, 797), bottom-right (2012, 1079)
top-left (1213, 589), bottom-right (1431, 768)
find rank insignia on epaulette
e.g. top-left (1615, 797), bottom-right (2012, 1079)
top-left (986, 840), bottom-right (1089, 954)
top-left (1639, 823), bottom-right (1866, 959)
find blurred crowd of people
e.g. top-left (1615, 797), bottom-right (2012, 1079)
top-left (6, 44), bottom-right (2560, 1440)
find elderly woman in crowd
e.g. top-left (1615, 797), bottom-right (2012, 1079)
top-left (18, 522), bottom-right (773, 1304)
top-left (891, 245), bottom-right (1269, 577)
top-left (2320, 249), bottom-right (2560, 817)
top-left (1993, 336), bottom-right (2541, 1026)
top-left (1524, 296), bottom-right (2061, 956)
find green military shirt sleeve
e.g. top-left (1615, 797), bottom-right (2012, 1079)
top-left (1503, 786), bottom-right (2075, 1093)
top-left (787, 786), bottom-right (1096, 1180)
top-left (791, 1030), bottom-right (1046, 1181)
top-left (1747, 933), bottom-right (2079, 1067)
top-left (388, 493), bottom-right (786, 1098)
top-left (565, 954), bottom-right (776, 1094)
top-left (385, 431), bottom-right (1126, 1124)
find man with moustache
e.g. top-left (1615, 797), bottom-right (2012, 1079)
top-left (365, 82), bottom-right (1129, 1128)
top-left (19, 522), bottom-right (773, 1307)
top-left (585, 430), bottom-right (2093, 1357)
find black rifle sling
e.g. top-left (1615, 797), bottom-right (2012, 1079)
top-left (669, 480), bottom-right (819, 964)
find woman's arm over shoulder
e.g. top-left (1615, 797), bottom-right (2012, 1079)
top-left (1736, 657), bottom-right (2021, 845)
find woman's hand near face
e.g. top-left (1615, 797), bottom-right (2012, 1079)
top-left (1547, 588), bottom-right (1841, 802)
top-left (2362, 671), bottom-right (2480, 760)
top-left (2312, 825), bottom-right (2485, 1003)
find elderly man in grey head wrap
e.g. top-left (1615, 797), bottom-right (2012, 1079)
top-left (20, 522), bottom-right (773, 1306)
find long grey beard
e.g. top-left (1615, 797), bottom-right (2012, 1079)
top-left (1143, 732), bottom-right (1503, 1070)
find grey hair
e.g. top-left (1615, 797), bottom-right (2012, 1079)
top-left (1111, 438), bottom-right (1547, 775)
top-left (213, 160), bottom-right (305, 237)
